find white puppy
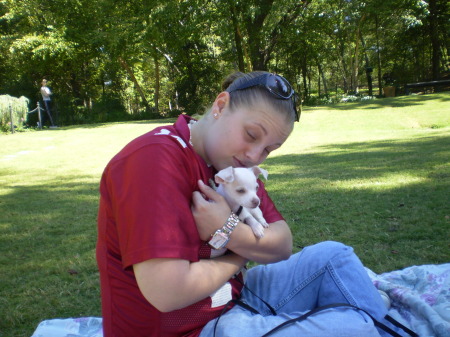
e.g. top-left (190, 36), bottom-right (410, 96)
top-left (213, 166), bottom-right (269, 238)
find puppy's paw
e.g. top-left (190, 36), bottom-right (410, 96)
top-left (251, 223), bottom-right (265, 238)
top-left (255, 217), bottom-right (268, 228)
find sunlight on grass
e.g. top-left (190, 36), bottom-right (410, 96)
top-left (340, 174), bottom-right (427, 191)
top-left (0, 94), bottom-right (449, 336)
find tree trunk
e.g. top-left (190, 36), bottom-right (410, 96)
top-left (429, 0), bottom-right (440, 80)
top-left (118, 56), bottom-right (151, 112)
top-left (351, 15), bottom-right (365, 93)
top-left (360, 34), bottom-right (373, 96)
top-left (154, 51), bottom-right (160, 114)
top-left (241, 0), bottom-right (309, 71)
top-left (317, 61), bottom-right (328, 98)
top-left (247, 30), bottom-right (267, 71)
top-left (307, 65), bottom-right (312, 97)
top-left (244, 0), bottom-right (274, 71)
top-left (317, 65), bottom-right (321, 97)
top-left (335, 35), bottom-right (349, 93)
top-left (228, 0), bottom-right (246, 72)
top-left (375, 15), bottom-right (383, 96)
top-left (339, 52), bottom-right (348, 93)
top-left (301, 56), bottom-right (308, 99)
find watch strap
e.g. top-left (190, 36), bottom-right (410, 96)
top-left (208, 212), bottom-right (240, 249)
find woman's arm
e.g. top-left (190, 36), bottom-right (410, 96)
top-left (225, 219), bottom-right (292, 263)
top-left (192, 180), bottom-right (292, 264)
top-left (134, 253), bottom-right (247, 312)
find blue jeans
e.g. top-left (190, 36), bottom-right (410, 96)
top-left (42, 99), bottom-right (54, 126)
top-left (200, 241), bottom-right (396, 337)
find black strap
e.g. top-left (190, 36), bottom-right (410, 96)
top-left (234, 275), bottom-right (277, 316)
top-left (233, 277), bottom-right (415, 336)
top-left (260, 303), bottom-right (417, 337)
top-left (386, 315), bottom-right (419, 337)
top-left (213, 300), bottom-right (417, 337)
top-left (231, 299), bottom-right (260, 315)
top-left (235, 205), bottom-right (243, 216)
top-left (260, 303), bottom-right (345, 337)
top-left (212, 282), bottom-right (417, 337)
top-left (213, 299), bottom-right (260, 337)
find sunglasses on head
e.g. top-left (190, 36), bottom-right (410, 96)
top-left (228, 73), bottom-right (299, 122)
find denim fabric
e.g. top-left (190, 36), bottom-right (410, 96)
top-left (41, 100), bottom-right (54, 126)
top-left (200, 241), bottom-right (398, 337)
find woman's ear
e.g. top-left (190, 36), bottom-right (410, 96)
top-left (211, 92), bottom-right (230, 118)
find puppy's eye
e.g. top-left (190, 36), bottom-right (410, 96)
top-left (236, 188), bottom-right (246, 194)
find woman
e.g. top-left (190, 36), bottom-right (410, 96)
top-left (96, 71), bottom-right (405, 337)
top-left (40, 79), bottom-right (55, 127)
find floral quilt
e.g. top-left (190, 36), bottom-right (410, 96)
top-left (367, 264), bottom-right (450, 337)
top-left (32, 264), bottom-right (450, 337)
top-left (31, 317), bottom-right (102, 337)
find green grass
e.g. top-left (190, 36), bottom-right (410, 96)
top-left (1, 93), bottom-right (449, 336)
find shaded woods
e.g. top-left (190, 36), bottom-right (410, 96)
top-left (0, 0), bottom-right (448, 125)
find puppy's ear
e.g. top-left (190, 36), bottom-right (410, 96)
top-left (215, 166), bottom-right (235, 184)
top-left (251, 166), bottom-right (268, 180)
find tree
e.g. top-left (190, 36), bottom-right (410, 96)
top-left (1, 0), bottom-right (448, 124)
top-left (427, 0), bottom-right (449, 80)
top-left (219, 0), bottom-right (310, 71)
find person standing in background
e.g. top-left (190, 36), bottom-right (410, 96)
top-left (40, 79), bottom-right (55, 127)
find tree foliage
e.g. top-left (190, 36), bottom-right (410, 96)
top-left (0, 0), bottom-right (448, 125)
top-left (0, 94), bottom-right (29, 131)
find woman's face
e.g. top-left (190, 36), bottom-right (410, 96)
top-left (203, 96), bottom-right (293, 171)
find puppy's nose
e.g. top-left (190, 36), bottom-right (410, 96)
top-left (251, 198), bottom-right (260, 208)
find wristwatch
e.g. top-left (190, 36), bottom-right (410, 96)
top-left (208, 212), bottom-right (240, 249)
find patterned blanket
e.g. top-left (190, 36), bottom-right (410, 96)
top-left (31, 264), bottom-right (450, 337)
top-left (367, 264), bottom-right (450, 337)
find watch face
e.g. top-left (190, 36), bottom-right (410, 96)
top-left (208, 231), bottom-right (229, 249)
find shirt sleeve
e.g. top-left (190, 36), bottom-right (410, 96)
top-left (104, 141), bottom-right (201, 269)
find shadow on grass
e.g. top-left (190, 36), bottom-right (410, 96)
top-left (264, 133), bottom-right (449, 270)
top-left (1, 133), bottom-right (449, 336)
top-left (0, 177), bottom-right (101, 337)
top-left (266, 133), bottom-right (450, 181)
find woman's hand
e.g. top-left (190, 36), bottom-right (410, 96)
top-left (191, 180), bottom-right (231, 241)
top-left (192, 180), bottom-right (293, 264)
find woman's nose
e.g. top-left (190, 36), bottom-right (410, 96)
top-left (245, 146), bottom-right (265, 165)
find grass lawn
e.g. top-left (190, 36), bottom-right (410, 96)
top-left (1, 93), bottom-right (449, 336)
